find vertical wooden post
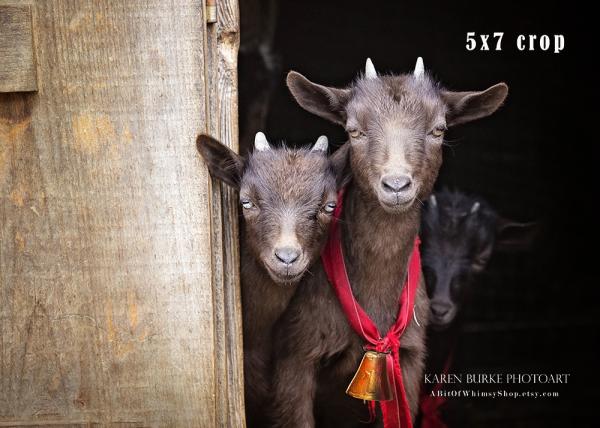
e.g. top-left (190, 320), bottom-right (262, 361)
top-left (205, 0), bottom-right (246, 426)
top-left (0, 0), bottom-right (244, 426)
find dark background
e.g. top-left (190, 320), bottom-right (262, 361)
top-left (239, 1), bottom-right (597, 426)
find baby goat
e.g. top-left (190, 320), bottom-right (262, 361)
top-left (268, 58), bottom-right (508, 427)
top-left (196, 132), bottom-right (348, 427)
top-left (421, 188), bottom-right (537, 330)
top-left (418, 188), bottom-right (536, 427)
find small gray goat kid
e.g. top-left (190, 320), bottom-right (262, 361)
top-left (196, 132), bottom-right (348, 427)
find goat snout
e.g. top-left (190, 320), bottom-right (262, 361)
top-left (381, 174), bottom-right (412, 194)
top-left (274, 246), bottom-right (300, 265)
top-left (430, 302), bottom-right (452, 318)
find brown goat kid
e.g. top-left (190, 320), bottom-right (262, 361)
top-left (267, 59), bottom-right (508, 427)
top-left (196, 133), bottom-right (348, 427)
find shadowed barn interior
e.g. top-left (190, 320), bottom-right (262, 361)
top-left (239, 0), bottom-right (596, 426)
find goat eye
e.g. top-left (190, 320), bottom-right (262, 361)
top-left (241, 199), bottom-right (254, 209)
top-left (430, 126), bottom-right (446, 138)
top-left (348, 129), bottom-right (363, 139)
top-left (323, 202), bottom-right (336, 214)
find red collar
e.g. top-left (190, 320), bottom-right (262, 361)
top-left (321, 188), bottom-right (422, 428)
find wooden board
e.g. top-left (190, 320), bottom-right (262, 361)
top-left (205, 0), bottom-right (245, 426)
top-left (0, 0), bottom-right (244, 426)
top-left (0, 4), bottom-right (38, 92)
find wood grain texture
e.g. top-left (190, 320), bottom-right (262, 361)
top-left (204, 0), bottom-right (246, 426)
top-left (0, 4), bottom-right (38, 92)
top-left (0, 0), bottom-right (244, 426)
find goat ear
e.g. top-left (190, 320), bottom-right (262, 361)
top-left (442, 83), bottom-right (508, 126)
top-left (495, 218), bottom-right (539, 252)
top-left (329, 142), bottom-right (352, 188)
top-left (196, 134), bottom-right (244, 189)
top-left (286, 71), bottom-right (350, 125)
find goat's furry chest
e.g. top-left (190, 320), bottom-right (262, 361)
top-left (273, 267), bottom-right (428, 426)
top-left (240, 250), bottom-right (297, 349)
top-left (275, 262), bottom-right (428, 371)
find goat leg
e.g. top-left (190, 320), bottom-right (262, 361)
top-left (268, 356), bottom-right (318, 428)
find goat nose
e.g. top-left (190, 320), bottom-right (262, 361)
top-left (431, 302), bottom-right (452, 317)
top-left (275, 247), bottom-right (300, 265)
top-left (381, 174), bottom-right (412, 193)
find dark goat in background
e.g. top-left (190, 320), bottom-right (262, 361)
top-left (418, 188), bottom-right (536, 428)
top-left (420, 188), bottom-right (537, 330)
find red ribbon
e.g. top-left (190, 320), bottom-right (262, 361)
top-left (419, 394), bottom-right (447, 428)
top-left (321, 189), bottom-right (421, 428)
top-left (419, 353), bottom-right (453, 428)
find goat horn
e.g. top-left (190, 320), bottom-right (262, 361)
top-left (430, 194), bottom-right (437, 207)
top-left (470, 201), bottom-right (480, 214)
top-left (414, 57), bottom-right (425, 80)
top-left (365, 58), bottom-right (377, 80)
top-left (254, 132), bottom-right (270, 151)
top-left (312, 135), bottom-right (329, 152)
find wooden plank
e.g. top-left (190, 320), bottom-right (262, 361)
top-left (0, 4), bottom-right (37, 92)
top-left (204, 0), bottom-right (246, 426)
top-left (0, 0), bottom-right (238, 425)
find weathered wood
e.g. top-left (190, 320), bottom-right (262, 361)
top-left (0, 0), bottom-right (244, 426)
top-left (205, 0), bottom-right (246, 426)
top-left (0, 4), bottom-right (38, 92)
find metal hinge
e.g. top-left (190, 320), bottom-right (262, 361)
top-left (206, 0), bottom-right (217, 24)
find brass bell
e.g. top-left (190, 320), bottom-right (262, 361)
top-left (346, 350), bottom-right (393, 401)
